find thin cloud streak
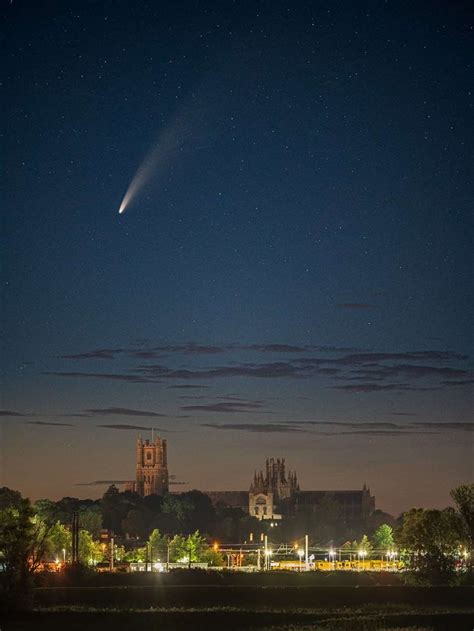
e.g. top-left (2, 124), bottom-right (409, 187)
top-left (0, 410), bottom-right (26, 417)
top-left (97, 423), bottom-right (166, 431)
top-left (182, 401), bottom-right (268, 413)
top-left (202, 423), bottom-right (306, 433)
top-left (25, 421), bottom-right (74, 427)
top-left (85, 407), bottom-right (166, 417)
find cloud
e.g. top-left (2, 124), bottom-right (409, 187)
top-left (336, 303), bottom-right (379, 309)
top-left (97, 424), bottom-right (165, 431)
top-left (25, 421), bottom-right (74, 427)
top-left (182, 401), bottom-right (267, 413)
top-left (202, 423), bottom-right (305, 433)
top-left (61, 348), bottom-right (126, 360)
top-left (127, 351), bottom-right (166, 359)
top-left (334, 351), bottom-right (468, 364)
top-left (63, 413), bottom-right (94, 418)
top-left (49, 346), bottom-right (469, 393)
top-left (440, 379), bottom-right (474, 387)
top-left (329, 429), bottom-right (436, 436)
top-left (248, 344), bottom-right (309, 353)
top-left (45, 372), bottom-right (158, 383)
top-left (76, 480), bottom-right (130, 486)
top-left (289, 420), bottom-right (473, 434)
top-left (135, 361), bottom-right (309, 380)
top-left (201, 422), bottom-right (433, 436)
top-left (332, 383), bottom-right (419, 392)
top-left (0, 410), bottom-right (25, 417)
top-left (386, 412), bottom-right (418, 416)
top-left (349, 364), bottom-right (469, 380)
top-left (412, 422), bottom-right (473, 432)
top-left (293, 420), bottom-right (405, 429)
top-left (85, 407), bottom-right (166, 417)
top-left (58, 341), bottom-right (366, 362)
top-left (167, 384), bottom-right (211, 390)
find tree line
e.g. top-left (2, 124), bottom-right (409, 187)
top-left (0, 483), bottom-right (472, 611)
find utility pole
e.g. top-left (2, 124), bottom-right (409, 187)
top-left (257, 547), bottom-right (261, 571)
top-left (264, 535), bottom-right (268, 570)
top-left (304, 534), bottom-right (309, 571)
top-left (71, 512), bottom-right (79, 565)
top-left (110, 537), bottom-right (114, 572)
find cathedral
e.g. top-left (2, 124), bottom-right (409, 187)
top-left (126, 437), bottom-right (375, 522)
top-left (125, 435), bottom-right (169, 496)
top-left (205, 457), bottom-right (375, 522)
top-left (249, 458), bottom-right (299, 519)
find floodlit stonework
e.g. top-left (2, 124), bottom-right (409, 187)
top-left (126, 436), bottom-right (169, 497)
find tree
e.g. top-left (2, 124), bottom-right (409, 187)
top-left (78, 530), bottom-right (102, 565)
top-left (201, 546), bottom-right (225, 567)
top-left (168, 534), bottom-right (188, 563)
top-left (372, 524), bottom-right (395, 553)
top-left (147, 528), bottom-right (168, 562)
top-left (34, 499), bottom-right (60, 526)
top-left (79, 506), bottom-right (102, 538)
top-left (450, 483), bottom-right (474, 574)
top-left (169, 531), bottom-right (208, 565)
top-left (186, 530), bottom-right (208, 562)
top-left (0, 487), bottom-right (24, 510)
top-left (358, 534), bottom-right (373, 558)
top-left (101, 485), bottom-right (125, 535)
top-left (396, 507), bottom-right (465, 584)
top-left (124, 546), bottom-right (146, 562)
top-left (0, 497), bottom-right (51, 611)
top-left (162, 494), bottom-right (194, 524)
top-left (121, 508), bottom-right (151, 540)
top-left (179, 491), bottom-right (216, 533)
top-left (48, 522), bottom-right (71, 562)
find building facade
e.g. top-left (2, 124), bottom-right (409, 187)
top-left (126, 436), bottom-right (169, 497)
top-left (201, 457), bottom-right (375, 523)
top-left (125, 437), bottom-right (375, 523)
top-left (248, 458), bottom-right (299, 519)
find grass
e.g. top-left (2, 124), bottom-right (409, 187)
top-left (3, 607), bottom-right (474, 630)
top-left (32, 583), bottom-right (474, 609)
top-left (2, 573), bottom-right (472, 630)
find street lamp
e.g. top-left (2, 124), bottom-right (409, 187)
top-left (358, 549), bottom-right (367, 570)
top-left (297, 548), bottom-right (304, 571)
top-left (264, 548), bottom-right (273, 571)
top-left (329, 548), bottom-right (336, 568)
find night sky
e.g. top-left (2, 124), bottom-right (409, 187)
top-left (2, 1), bottom-right (473, 516)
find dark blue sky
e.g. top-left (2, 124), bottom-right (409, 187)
top-left (3, 1), bottom-right (472, 514)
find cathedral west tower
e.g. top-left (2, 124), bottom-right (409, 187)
top-left (134, 436), bottom-right (169, 497)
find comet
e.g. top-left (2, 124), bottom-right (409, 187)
top-left (117, 107), bottom-right (200, 215)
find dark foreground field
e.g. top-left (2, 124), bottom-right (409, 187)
top-left (2, 572), bottom-right (473, 630)
top-left (4, 607), bottom-right (474, 631)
